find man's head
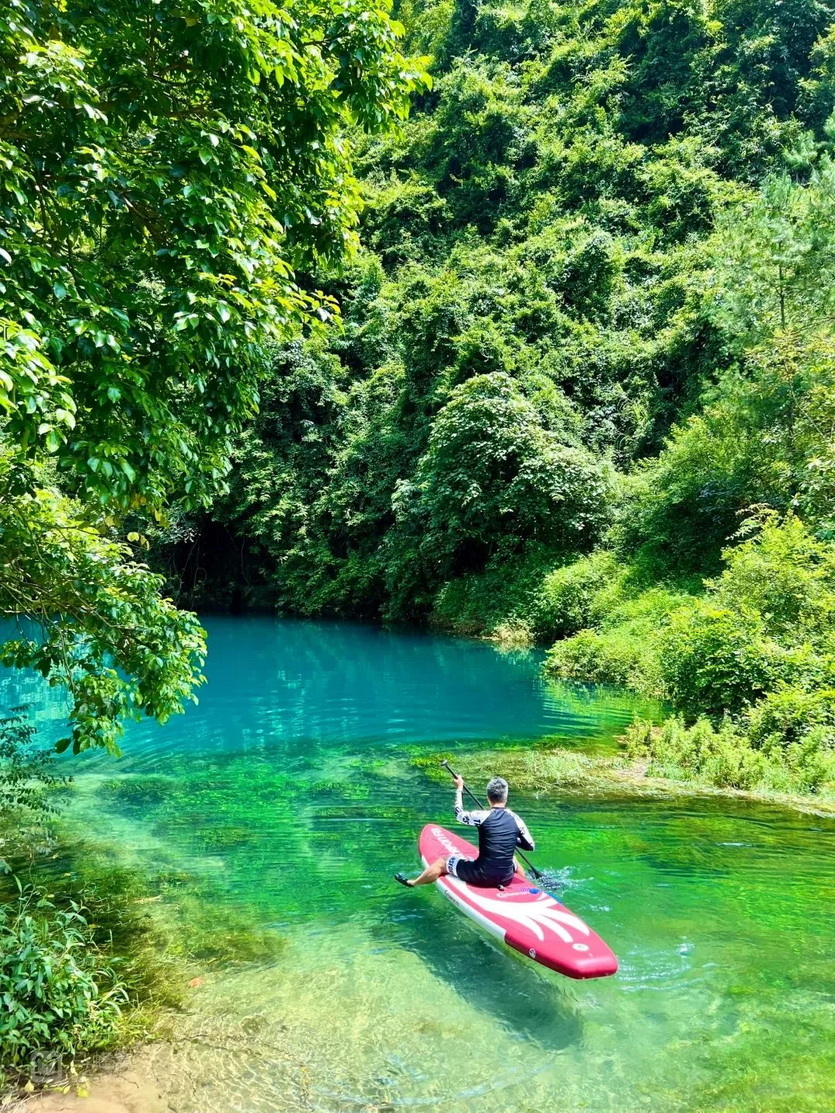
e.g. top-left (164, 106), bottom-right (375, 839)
top-left (486, 776), bottom-right (509, 805)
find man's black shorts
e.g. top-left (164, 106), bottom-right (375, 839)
top-left (446, 854), bottom-right (513, 888)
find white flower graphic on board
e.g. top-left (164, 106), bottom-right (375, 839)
top-left (447, 879), bottom-right (591, 943)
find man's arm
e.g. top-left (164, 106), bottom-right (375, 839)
top-left (452, 775), bottom-right (490, 827)
top-left (513, 812), bottom-right (535, 851)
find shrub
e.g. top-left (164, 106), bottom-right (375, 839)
top-left (697, 727), bottom-right (769, 791)
top-left (547, 628), bottom-right (664, 694)
top-left (772, 730), bottom-right (835, 794)
top-left (655, 517), bottom-right (835, 722)
top-left (0, 720), bottom-right (184, 1089)
top-left (430, 546), bottom-right (560, 637)
top-left (623, 715), bottom-right (835, 795)
top-left (0, 887), bottom-right (126, 1085)
top-left (625, 715), bottom-right (768, 789)
top-left (553, 518), bottom-right (835, 729)
top-left (658, 603), bottom-right (780, 721)
top-left (536, 551), bottom-right (625, 640)
top-left (545, 582), bottom-right (686, 694)
top-left (746, 686), bottom-right (835, 749)
top-left (713, 513), bottom-right (835, 640)
top-left (490, 619), bottom-right (535, 648)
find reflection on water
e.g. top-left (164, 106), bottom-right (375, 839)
top-left (2, 617), bottom-right (834, 1111)
top-left (1, 616), bottom-right (655, 758)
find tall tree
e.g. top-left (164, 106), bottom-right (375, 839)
top-left (0, 0), bottom-right (427, 751)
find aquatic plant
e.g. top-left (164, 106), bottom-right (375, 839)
top-left (164, 894), bottom-right (287, 967)
top-left (99, 775), bottom-right (176, 810)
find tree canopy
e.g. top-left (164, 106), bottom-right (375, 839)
top-left (5, 0), bottom-right (835, 789)
top-left (182, 0), bottom-right (835, 614)
top-left (0, 0), bottom-right (426, 750)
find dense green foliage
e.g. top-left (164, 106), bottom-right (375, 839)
top-left (0, 886), bottom-right (126, 1085)
top-left (625, 714), bottom-right (835, 796)
top-left (549, 517), bottom-right (835, 793)
top-left (188, 0), bottom-right (835, 610)
top-left (166, 0), bottom-right (835, 793)
top-left (0, 716), bottom-right (125, 1088)
top-left (0, 0), bottom-right (424, 749)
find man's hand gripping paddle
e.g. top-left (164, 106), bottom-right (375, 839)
top-left (439, 759), bottom-right (545, 881)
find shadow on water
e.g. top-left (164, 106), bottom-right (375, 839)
top-left (374, 896), bottom-right (584, 1054)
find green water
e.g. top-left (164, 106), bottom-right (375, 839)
top-left (6, 617), bottom-right (835, 1111)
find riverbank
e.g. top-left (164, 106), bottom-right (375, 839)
top-left (17, 1057), bottom-right (165, 1113)
top-left (433, 740), bottom-right (835, 819)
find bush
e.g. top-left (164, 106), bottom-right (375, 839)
top-left (547, 627), bottom-right (664, 693)
top-left (0, 887), bottom-right (126, 1085)
top-left (615, 338), bottom-right (835, 578)
top-left (551, 516), bottom-right (835, 720)
top-left (771, 730), bottom-right (835, 794)
top-left (714, 513), bottom-right (835, 639)
top-left (746, 686), bottom-right (835, 749)
top-left (654, 517), bottom-right (835, 722)
top-left (431, 546), bottom-right (560, 637)
top-left (0, 719), bottom-right (186, 1091)
top-left (658, 603), bottom-right (779, 721)
top-left (625, 715), bottom-right (767, 790)
top-left (624, 715), bottom-right (835, 795)
top-left (536, 551), bottom-right (625, 640)
top-left (545, 581), bottom-right (687, 694)
top-left (697, 728), bottom-right (769, 791)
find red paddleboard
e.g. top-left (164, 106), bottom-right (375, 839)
top-left (419, 824), bottom-right (618, 980)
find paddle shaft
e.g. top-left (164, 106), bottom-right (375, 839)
top-left (439, 760), bottom-right (543, 880)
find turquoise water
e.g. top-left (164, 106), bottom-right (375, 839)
top-left (4, 617), bottom-right (835, 1111)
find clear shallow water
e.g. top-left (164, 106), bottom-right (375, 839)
top-left (3, 617), bottom-right (835, 1111)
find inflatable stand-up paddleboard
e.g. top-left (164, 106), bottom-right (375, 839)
top-left (419, 824), bottom-right (618, 980)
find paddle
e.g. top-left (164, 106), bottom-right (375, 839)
top-left (439, 759), bottom-right (545, 881)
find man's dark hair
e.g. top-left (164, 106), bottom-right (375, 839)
top-left (486, 776), bottom-right (508, 804)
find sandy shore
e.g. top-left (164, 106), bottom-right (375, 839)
top-left (20, 1054), bottom-right (166, 1113)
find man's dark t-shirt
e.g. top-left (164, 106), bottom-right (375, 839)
top-left (452, 800), bottom-right (535, 886)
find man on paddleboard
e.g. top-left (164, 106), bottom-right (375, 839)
top-left (395, 775), bottom-right (535, 889)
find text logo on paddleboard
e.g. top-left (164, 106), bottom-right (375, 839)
top-left (430, 827), bottom-right (461, 856)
